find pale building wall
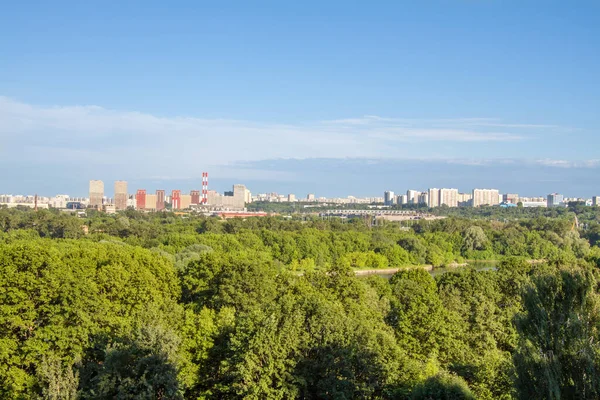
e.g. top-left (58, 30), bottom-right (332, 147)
top-left (205, 185), bottom-right (248, 210)
top-left (89, 180), bottom-right (104, 207)
top-left (428, 188), bottom-right (440, 207)
top-left (145, 194), bottom-right (157, 210)
top-left (180, 194), bottom-right (192, 209)
top-left (472, 189), bottom-right (500, 207)
top-left (114, 181), bottom-right (128, 210)
top-left (407, 190), bottom-right (419, 204)
top-left (440, 188), bottom-right (459, 207)
top-left (51, 195), bottom-right (70, 208)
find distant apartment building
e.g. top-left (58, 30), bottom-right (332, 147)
top-left (127, 195), bottom-right (137, 209)
top-left (418, 192), bottom-right (429, 205)
top-left (180, 194), bottom-right (192, 209)
top-left (439, 188), bottom-right (459, 207)
top-left (288, 194), bottom-right (296, 202)
top-left (307, 193), bottom-right (315, 201)
top-left (145, 194), bottom-right (157, 210)
top-left (457, 192), bottom-right (472, 207)
top-left (503, 193), bottom-right (519, 204)
top-left (0, 194), bottom-right (14, 203)
top-left (50, 194), bottom-right (70, 209)
top-left (191, 190), bottom-right (201, 205)
top-left (406, 190), bottom-right (419, 204)
top-left (134, 190), bottom-right (159, 211)
top-left (593, 196), bottom-right (600, 206)
top-left (243, 187), bottom-right (252, 204)
top-left (472, 189), bottom-right (500, 207)
top-left (265, 194), bottom-right (284, 202)
top-left (89, 180), bottom-right (104, 208)
top-left (114, 181), bottom-right (128, 210)
top-left (547, 193), bottom-right (564, 207)
top-left (518, 197), bottom-right (546, 208)
top-left (206, 184), bottom-right (249, 210)
top-left (64, 197), bottom-right (88, 210)
top-left (384, 191), bottom-right (395, 206)
top-left (428, 188), bottom-right (440, 208)
top-left (521, 196), bottom-right (546, 203)
top-left (396, 194), bottom-right (408, 205)
top-left (136, 190), bottom-right (146, 210)
top-left (156, 190), bottom-right (165, 210)
top-left (0, 194), bottom-right (50, 209)
top-left (171, 190), bottom-right (181, 210)
top-left (521, 200), bottom-right (547, 207)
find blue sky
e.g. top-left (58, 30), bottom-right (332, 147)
top-left (1, 1), bottom-right (599, 197)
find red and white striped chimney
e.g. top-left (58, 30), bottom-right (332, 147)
top-left (202, 172), bottom-right (209, 204)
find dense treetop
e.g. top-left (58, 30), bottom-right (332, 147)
top-left (1, 206), bottom-right (600, 398)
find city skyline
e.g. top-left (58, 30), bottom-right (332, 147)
top-left (1, 2), bottom-right (600, 196)
top-left (1, 166), bottom-right (599, 200)
top-left (0, 175), bottom-right (598, 201)
top-left (1, 176), bottom-right (596, 205)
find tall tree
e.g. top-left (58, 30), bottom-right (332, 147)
top-left (514, 266), bottom-right (600, 399)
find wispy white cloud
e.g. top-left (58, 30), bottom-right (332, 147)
top-left (535, 159), bottom-right (572, 168)
top-left (535, 158), bottom-right (600, 168)
top-left (437, 158), bottom-right (600, 168)
top-left (465, 122), bottom-right (562, 129)
top-left (323, 115), bottom-right (569, 130)
top-left (368, 128), bottom-right (522, 142)
top-left (0, 96), bottom-right (574, 181)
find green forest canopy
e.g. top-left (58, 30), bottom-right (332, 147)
top-left (1, 207), bottom-right (600, 399)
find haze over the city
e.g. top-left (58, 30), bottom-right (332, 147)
top-left (1, 1), bottom-right (599, 196)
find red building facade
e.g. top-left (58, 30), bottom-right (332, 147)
top-left (156, 190), bottom-right (165, 210)
top-left (191, 190), bottom-right (200, 205)
top-left (171, 190), bottom-right (181, 210)
top-left (135, 189), bottom-right (146, 210)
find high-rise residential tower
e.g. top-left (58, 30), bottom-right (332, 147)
top-left (440, 188), bottom-right (459, 207)
top-left (180, 194), bottom-right (192, 209)
top-left (156, 190), bottom-right (165, 210)
top-left (191, 190), bottom-right (201, 205)
top-left (547, 193), bottom-right (564, 207)
top-left (428, 188), bottom-right (440, 208)
top-left (136, 189), bottom-right (146, 210)
top-left (458, 192), bottom-right (473, 207)
top-left (171, 190), bottom-right (182, 210)
top-left (114, 181), bottom-right (128, 210)
top-left (406, 190), bottom-right (419, 204)
top-left (171, 190), bottom-right (181, 210)
top-left (503, 193), bottom-right (519, 204)
top-left (89, 180), bottom-right (104, 208)
top-left (472, 189), bottom-right (500, 207)
top-left (384, 191), bottom-right (395, 206)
